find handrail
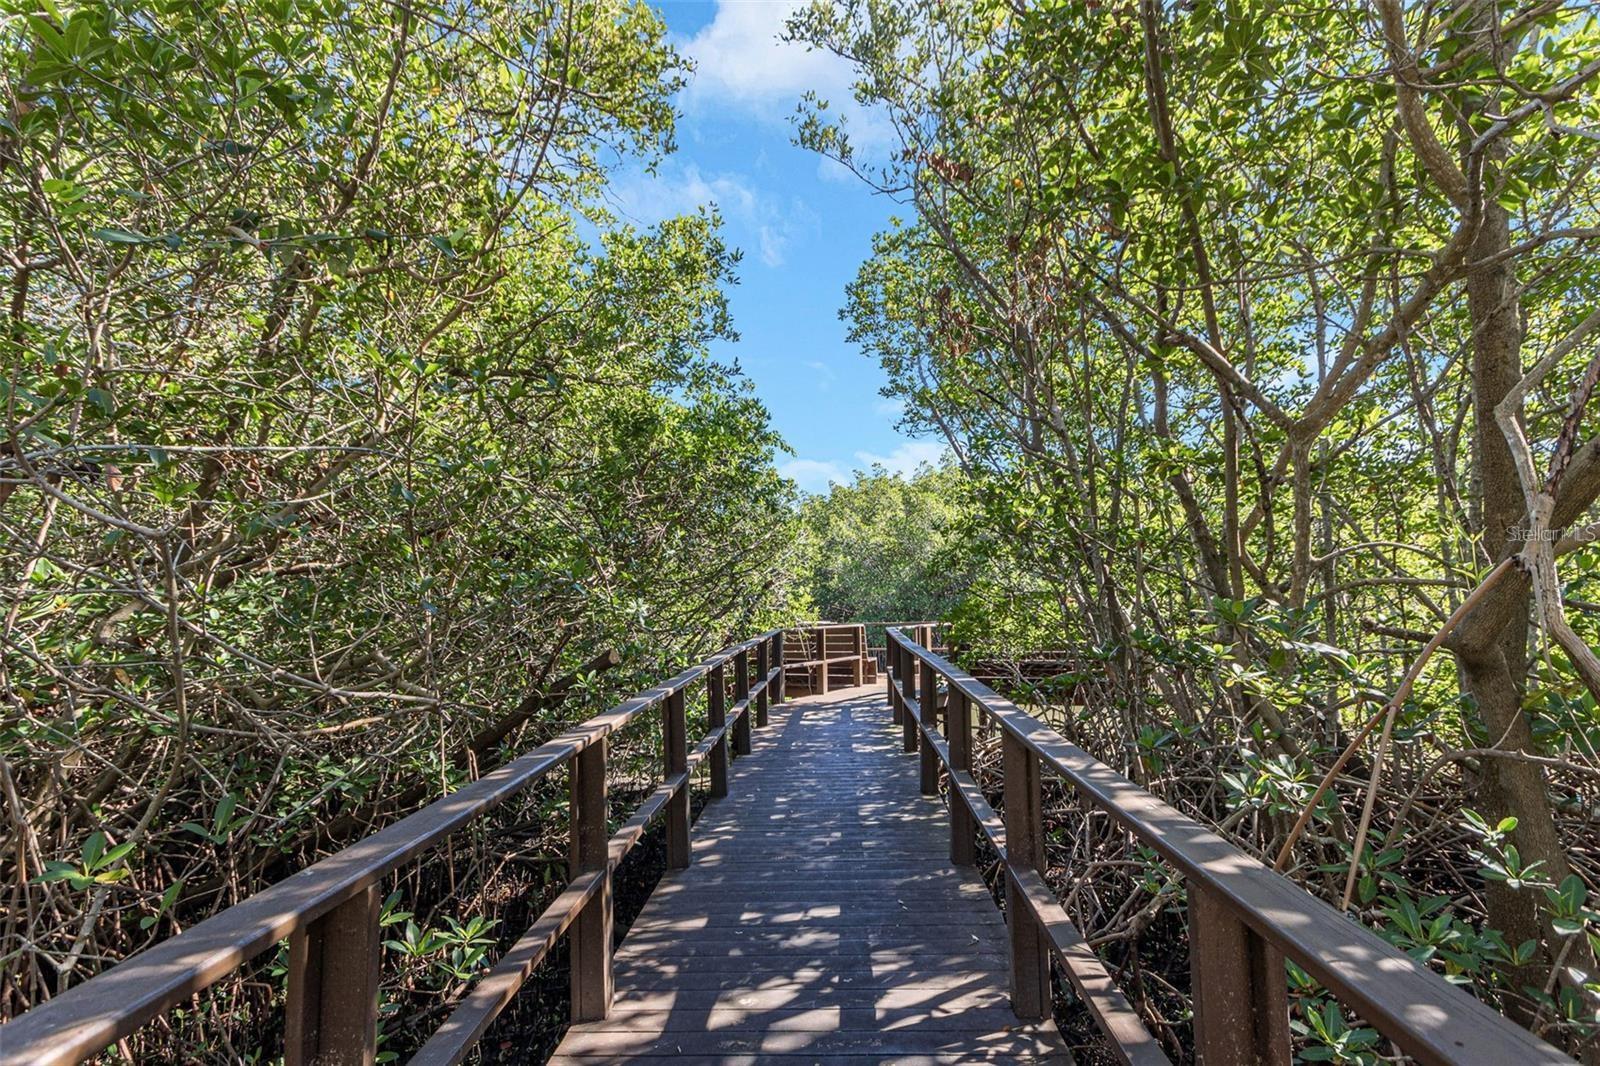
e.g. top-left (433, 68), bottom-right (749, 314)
top-left (781, 623), bottom-right (869, 693)
top-left (885, 627), bottom-right (1574, 1066)
top-left (1, 631), bottom-right (788, 1066)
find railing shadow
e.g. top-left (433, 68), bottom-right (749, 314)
top-left (563, 686), bottom-right (1069, 1060)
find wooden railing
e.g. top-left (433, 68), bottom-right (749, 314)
top-left (862, 619), bottom-right (942, 671)
top-left (884, 627), bottom-right (1574, 1066)
top-left (782, 622), bottom-right (869, 693)
top-left (0, 631), bottom-right (787, 1066)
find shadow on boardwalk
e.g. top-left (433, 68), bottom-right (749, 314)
top-left (551, 685), bottom-right (1071, 1064)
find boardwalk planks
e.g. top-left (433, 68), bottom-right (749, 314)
top-left (552, 685), bottom-right (1072, 1064)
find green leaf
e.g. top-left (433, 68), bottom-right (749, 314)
top-left (82, 830), bottom-right (106, 867)
top-left (32, 861), bottom-right (82, 884)
top-left (99, 841), bottom-right (136, 867)
top-left (92, 227), bottom-right (151, 244)
top-left (212, 793), bottom-right (238, 835)
top-left (85, 387), bottom-right (114, 415)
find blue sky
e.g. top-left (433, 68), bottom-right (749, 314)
top-left (603, 0), bottom-right (942, 493)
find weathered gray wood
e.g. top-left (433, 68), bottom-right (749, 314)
top-left (591, 986), bottom-right (1014, 1011)
top-left (554, 1027), bottom-right (1070, 1058)
top-left (554, 685), bottom-right (1070, 1064)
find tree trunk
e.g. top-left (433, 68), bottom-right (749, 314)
top-left (1457, 196), bottom-right (1578, 1014)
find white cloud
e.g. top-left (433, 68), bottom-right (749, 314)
top-left (854, 441), bottom-right (944, 476)
top-left (606, 160), bottom-right (818, 269)
top-left (679, 1), bottom-right (853, 115)
top-left (676, 1), bottom-right (894, 152)
top-left (608, 162), bottom-right (756, 226)
top-left (872, 397), bottom-right (903, 418)
top-left (751, 202), bottom-right (819, 268)
top-left (781, 440), bottom-right (945, 494)
top-left (779, 458), bottom-right (847, 493)
top-left (758, 224), bottom-right (787, 267)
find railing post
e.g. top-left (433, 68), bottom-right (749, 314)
top-left (1002, 730), bottom-right (1050, 1021)
top-left (569, 738), bottom-right (612, 1022)
top-left (708, 663), bottom-right (728, 799)
top-left (734, 648), bottom-right (752, 756)
top-left (948, 688), bottom-right (975, 865)
top-left (889, 634), bottom-right (903, 725)
top-left (901, 643), bottom-right (917, 754)
top-left (919, 658), bottom-right (939, 797)
top-left (1190, 884), bottom-right (1290, 1065)
top-left (756, 637), bottom-right (770, 728)
top-left (853, 624), bottom-right (865, 685)
top-left (664, 687), bottom-right (690, 869)
top-left (285, 885), bottom-right (381, 1066)
top-left (773, 631), bottom-right (785, 704)
top-left (815, 624), bottom-right (829, 694)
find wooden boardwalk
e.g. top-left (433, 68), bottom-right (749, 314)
top-left (14, 628), bottom-right (1573, 1066)
top-left (551, 684), bottom-right (1072, 1064)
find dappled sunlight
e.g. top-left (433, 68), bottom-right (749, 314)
top-left (552, 686), bottom-right (1072, 1061)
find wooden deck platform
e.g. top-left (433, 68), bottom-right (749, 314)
top-left (550, 684), bottom-right (1071, 1064)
